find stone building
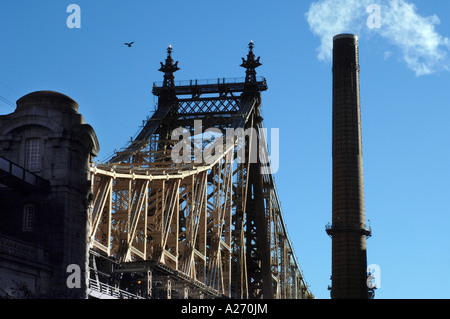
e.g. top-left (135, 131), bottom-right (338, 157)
top-left (0, 90), bottom-right (99, 298)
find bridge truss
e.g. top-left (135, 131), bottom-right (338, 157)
top-left (88, 43), bottom-right (313, 299)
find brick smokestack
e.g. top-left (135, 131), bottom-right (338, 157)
top-left (327, 34), bottom-right (371, 299)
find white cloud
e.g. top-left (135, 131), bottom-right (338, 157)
top-left (305, 0), bottom-right (370, 61)
top-left (305, 0), bottom-right (450, 76)
top-left (383, 51), bottom-right (393, 60)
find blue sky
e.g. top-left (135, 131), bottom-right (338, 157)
top-left (1, 0), bottom-right (449, 299)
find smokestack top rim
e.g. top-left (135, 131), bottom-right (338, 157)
top-left (333, 33), bottom-right (358, 41)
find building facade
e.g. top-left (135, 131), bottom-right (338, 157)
top-left (0, 90), bottom-right (99, 298)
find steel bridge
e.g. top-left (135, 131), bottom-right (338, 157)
top-left (88, 43), bottom-right (314, 299)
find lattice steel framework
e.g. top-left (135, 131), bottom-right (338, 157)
top-left (88, 43), bottom-right (313, 299)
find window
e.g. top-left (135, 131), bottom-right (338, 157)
top-left (25, 139), bottom-right (41, 171)
top-left (23, 205), bottom-right (35, 231)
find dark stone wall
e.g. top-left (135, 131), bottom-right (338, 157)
top-left (0, 90), bottom-right (99, 298)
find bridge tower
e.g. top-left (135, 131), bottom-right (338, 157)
top-left (88, 42), bottom-right (313, 299)
top-left (113, 42), bottom-right (273, 298)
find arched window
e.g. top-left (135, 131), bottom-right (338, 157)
top-left (25, 138), bottom-right (41, 171)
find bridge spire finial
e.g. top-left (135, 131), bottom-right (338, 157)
top-left (241, 41), bottom-right (262, 84)
top-left (159, 45), bottom-right (180, 89)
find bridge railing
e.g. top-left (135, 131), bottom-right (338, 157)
top-left (88, 278), bottom-right (144, 299)
top-left (153, 76), bottom-right (266, 88)
top-left (0, 156), bottom-right (50, 192)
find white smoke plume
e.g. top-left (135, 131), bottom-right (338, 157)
top-left (305, 0), bottom-right (450, 76)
